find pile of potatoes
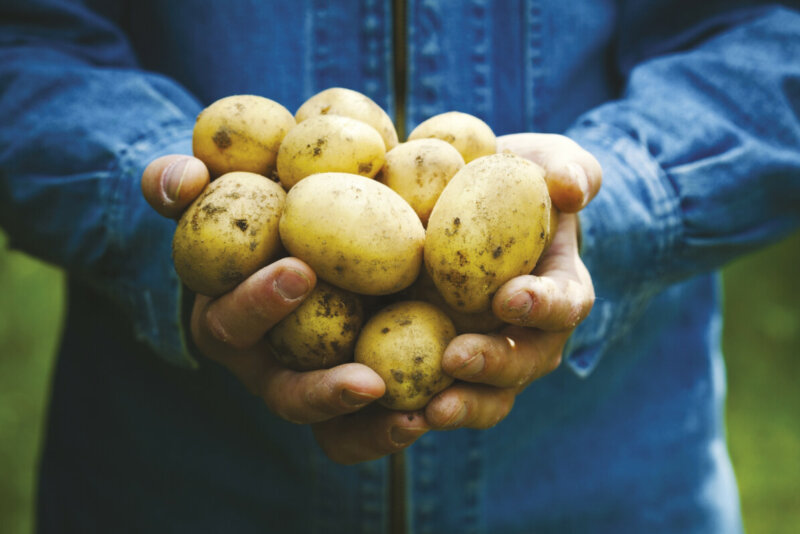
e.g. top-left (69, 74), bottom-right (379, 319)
top-left (173, 88), bottom-right (553, 411)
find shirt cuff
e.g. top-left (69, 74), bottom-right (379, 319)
top-left (113, 123), bottom-right (198, 368)
top-left (562, 121), bottom-right (682, 377)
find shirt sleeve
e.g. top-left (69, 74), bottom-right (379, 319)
top-left (563, 3), bottom-right (800, 376)
top-left (0, 0), bottom-right (202, 367)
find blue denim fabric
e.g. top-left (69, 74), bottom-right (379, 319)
top-left (2, 0), bottom-right (800, 532)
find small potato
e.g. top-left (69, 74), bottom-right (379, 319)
top-left (192, 95), bottom-right (295, 178)
top-left (407, 111), bottom-right (496, 163)
top-left (276, 115), bottom-right (386, 189)
top-left (279, 173), bottom-right (425, 295)
top-left (172, 172), bottom-right (286, 297)
top-left (425, 153), bottom-right (550, 313)
top-left (355, 301), bottom-right (456, 411)
top-left (295, 87), bottom-right (399, 151)
top-left (378, 138), bottom-right (465, 226)
top-left (268, 282), bottom-right (364, 371)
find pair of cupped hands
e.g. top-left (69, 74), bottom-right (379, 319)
top-left (142, 133), bottom-right (601, 465)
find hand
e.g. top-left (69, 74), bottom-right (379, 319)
top-left (424, 133), bottom-right (600, 430)
top-left (142, 155), bottom-right (430, 465)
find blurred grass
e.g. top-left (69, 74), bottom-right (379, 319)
top-left (0, 229), bottom-right (798, 534)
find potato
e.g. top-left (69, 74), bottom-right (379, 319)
top-left (355, 301), bottom-right (456, 411)
top-left (276, 115), bottom-right (386, 189)
top-left (172, 172), bottom-right (286, 297)
top-left (378, 138), bottom-right (465, 226)
top-left (425, 153), bottom-right (550, 312)
top-left (400, 269), bottom-right (504, 334)
top-left (295, 87), bottom-right (399, 151)
top-left (192, 95), bottom-right (295, 178)
top-left (279, 172), bottom-right (425, 295)
top-left (268, 282), bottom-right (364, 371)
top-left (407, 111), bottom-right (496, 163)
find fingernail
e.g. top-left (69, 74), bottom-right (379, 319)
top-left (503, 291), bottom-right (533, 316)
top-left (341, 389), bottom-right (377, 408)
top-left (275, 269), bottom-right (310, 301)
top-left (441, 403), bottom-right (468, 428)
top-left (390, 426), bottom-right (427, 447)
top-left (567, 162), bottom-right (590, 206)
top-left (163, 158), bottom-right (192, 202)
top-left (457, 353), bottom-right (485, 378)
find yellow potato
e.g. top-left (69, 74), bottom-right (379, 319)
top-left (276, 115), bottom-right (386, 189)
top-left (268, 282), bottom-right (364, 371)
top-left (192, 95), bottom-right (295, 178)
top-left (354, 301), bottom-right (456, 411)
top-left (407, 111), bottom-right (496, 163)
top-left (172, 172), bottom-right (286, 297)
top-left (425, 153), bottom-right (550, 312)
top-left (378, 138), bottom-right (465, 226)
top-left (295, 87), bottom-right (399, 151)
top-left (279, 172), bottom-right (425, 295)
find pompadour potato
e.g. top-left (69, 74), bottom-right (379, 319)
top-left (407, 111), bottom-right (496, 163)
top-left (279, 172), bottom-right (425, 295)
top-left (295, 87), bottom-right (399, 151)
top-left (354, 301), bottom-right (456, 411)
top-left (424, 153), bottom-right (551, 313)
top-left (268, 282), bottom-right (364, 371)
top-left (192, 95), bottom-right (295, 178)
top-left (276, 115), bottom-right (386, 189)
top-left (172, 172), bottom-right (286, 297)
top-left (378, 138), bottom-right (465, 226)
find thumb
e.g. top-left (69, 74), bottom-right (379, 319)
top-left (141, 154), bottom-right (210, 218)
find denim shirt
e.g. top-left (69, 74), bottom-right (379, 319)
top-left (1, 1), bottom-right (799, 532)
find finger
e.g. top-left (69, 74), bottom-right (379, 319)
top-left (493, 213), bottom-right (594, 331)
top-left (141, 154), bottom-right (210, 218)
top-left (425, 382), bottom-right (517, 430)
top-left (497, 133), bottom-right (602, 212)
top-left (194, 257), bottom-right (316, 350)
top-left (312, 407), bottom-right (429, 465)
top-left (199, 330), bottom-right (386, 424)
top-left (441, 326), bottom-right (568, 388)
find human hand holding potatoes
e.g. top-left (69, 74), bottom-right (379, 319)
top-left (141, 154), bottom-right (433, 467)
top-left (421, 133), bottom-right (601, 431)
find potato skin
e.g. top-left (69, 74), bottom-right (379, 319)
top-left (407, 111), bottom-right (496, 163)
top-left (268, 282), bottom-right (364, 371)
top-left (378, 138), bottom-right (465, 226)
top-left (279, 173), bottom-right (425, 295)
top-left (355, 301), bottom-right (456, 411)
top-left (192, 95), bottom-right (295, 178)
top-left (425, 153), bottom-right (550, 313)
top-left (172, 172), bottom-right (286, 297)
top-left (276, 115), bottom-right (386, 189)
top-left (295, 87), bottom-right (399, 151)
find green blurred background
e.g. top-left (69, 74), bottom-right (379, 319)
top-left (0, 229), bottom-right (798, 534)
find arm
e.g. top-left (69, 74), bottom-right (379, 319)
top-left (0, 0), bottom-right (201, 366)
top-left (564, 3), bottom-right (800, 374)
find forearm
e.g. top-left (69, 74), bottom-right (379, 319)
top-left (0, 1), bottom-right (201, 366)
top-left (564, 5), bottom-right (800, 374)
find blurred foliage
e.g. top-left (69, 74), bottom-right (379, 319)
top-left (0, 229), bottom-right (798, 534)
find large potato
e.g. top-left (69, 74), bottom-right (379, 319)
top-left (279, 173), bottom-right (425, 295)
top-left (378, 138), bottom-right (465, 226)
top-left (355, 301), bottom-right (456, 411)
top-left (407, 111), bottom-right (496, 163)
top-left (295, 87), bottom-right (399, 151)
top-left (425, 153), bottom-right (550, 312)
top-left (276, 115), bottom-right (386, 189)
top-left (172, 172), bottom-right (286, 297)
top-left (268, 282), bottom-right (364, 371)
top-left (192, 95), bottom-right (295, 178)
